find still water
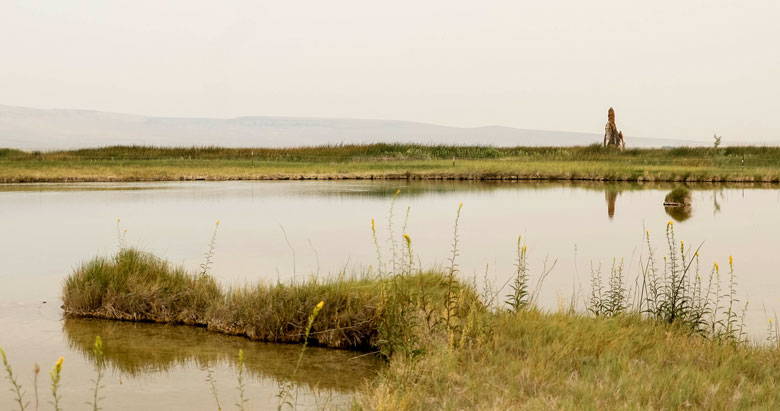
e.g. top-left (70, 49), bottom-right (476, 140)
top-left (1, 181), bottom-right (780, 408)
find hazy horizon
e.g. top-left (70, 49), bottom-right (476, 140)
top-left (2, 103), bottom-right (712, 150)
top-left (2, 1), bottom-right (778, 144)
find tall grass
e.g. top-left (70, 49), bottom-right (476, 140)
top-left (4, 143), bottom-right (780, 165)
top-left (664, 186), bottom-right (692, 205)
top-left (4, 143), bottom-right (780, 183)
top-left (585, 221), bottom-right (748, 341)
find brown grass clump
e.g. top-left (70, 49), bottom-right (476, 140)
top-left (62, 248), bottom-right (453, 352)
top-left (63, 249), bottom-right (220, 324)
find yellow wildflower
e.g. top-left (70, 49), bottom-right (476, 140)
top-left (216, 220), bottom-right (220, 226)
top-left (55, 356), bottom-right (63, 372)
top-left (404, 233), bottom-right (411, 243)
top-left (313, 300), bottom-right (325, 317)
top-left (729, 255), bottom-right (733, 266)
top-left (371, 218), bottom-right (375, 232)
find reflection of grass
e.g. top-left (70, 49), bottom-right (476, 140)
top-left (665, 205), bottom-right (693, 222)
top-left (63, 318), bottom-right (381, 391)
top-left (664, 186), bottom-right (693, 221)
top-left (4, 143), bottom-right (780, 183)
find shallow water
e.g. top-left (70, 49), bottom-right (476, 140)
top-left (2, 180), bottom-right (780, 407)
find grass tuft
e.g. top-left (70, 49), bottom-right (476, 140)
top-left (664, 186), bottom-right (692, 205)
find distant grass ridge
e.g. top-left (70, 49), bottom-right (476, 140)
top-left (4, 143), bottom-right (780, 163)
top-left (3, 143), bottom-right (780, 183)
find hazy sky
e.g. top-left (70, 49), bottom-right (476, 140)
top-left (1, 1), bottom-right (778, 142)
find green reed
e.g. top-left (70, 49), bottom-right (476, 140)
top-left (235, 350), bottom-right (248, 411)
top-left (587, 221), bottom-right (749, 341)
top-left (1, 345), bottom-right (28, 411)
top-left (277, 301), bottom-right (324, 410)
top-left (49, 357), bottom-right (63, 411)
top-left (506, 236), bottom-right (529, 312)
top-left (200, 220), bottom-right (220, 277)
top-left (87, 336), bottom-right (105, 411)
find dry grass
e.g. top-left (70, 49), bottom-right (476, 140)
top-left (664, 186), bottom-right (693, 205)
top-left (3, 144), bottom-right (780, 183)
top-left (62, 248), bottom-right (452, 351)
top-left (360, 309), bottom-right (780, 410)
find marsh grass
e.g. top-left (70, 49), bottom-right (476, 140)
top-left (63, 248), bottom-right (221, 325)
top-left (4, 144), bottom-right (780, 183)
top-left (62, 248), bottom-right (454, 352)
top-left (664, 186), bottom-right (692, 205)
top-left (360, 309), bottom-right (780, 410)
top-left (585, 222), bottom-right (748, 342)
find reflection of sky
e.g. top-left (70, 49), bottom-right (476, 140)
top-left (2, 181), bottom-right (780, 331)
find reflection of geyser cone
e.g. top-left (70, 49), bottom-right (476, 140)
top-left (605, 190), bottom-right (619, 219)
top-left (63, 318), bottom-right (381, 391)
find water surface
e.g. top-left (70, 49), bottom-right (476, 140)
top-left (2, 180), bottom-right (780, 408)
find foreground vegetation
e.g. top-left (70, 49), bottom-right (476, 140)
top-left (2, 144), bottom-right (780, 183)
top-left (5, 197), bottom-right (780, 409)
top-left (55, 246), bottom-right (780, 409)
top-left (364, 310), bottom-right (780, 409)
top-left (62, 247), bottom-right (453, 353)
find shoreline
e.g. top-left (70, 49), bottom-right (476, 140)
top-left (3, 172), bottom-right (779, 184)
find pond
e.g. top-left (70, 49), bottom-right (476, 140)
top-left (2, 180), bottom-right (779, 408)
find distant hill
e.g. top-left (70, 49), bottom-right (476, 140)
top-left (0, 104), bottom-right (703, 150)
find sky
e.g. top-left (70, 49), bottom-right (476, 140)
top-left (1, 0), bottom-right (778, 142)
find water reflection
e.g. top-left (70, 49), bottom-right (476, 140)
top-left (604, 187), bottom-right (622, 219)
top-left (664, 205), bottom-right (693, 222)
top-left (64, 318), bottom-right (382, 392)
top-left (712, 189), bottom-right (723, 215)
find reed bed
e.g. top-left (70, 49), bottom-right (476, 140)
top-left (62, 248), bottom-right (455, 352)
top-left (3, 143), bottom-right (780, 183)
